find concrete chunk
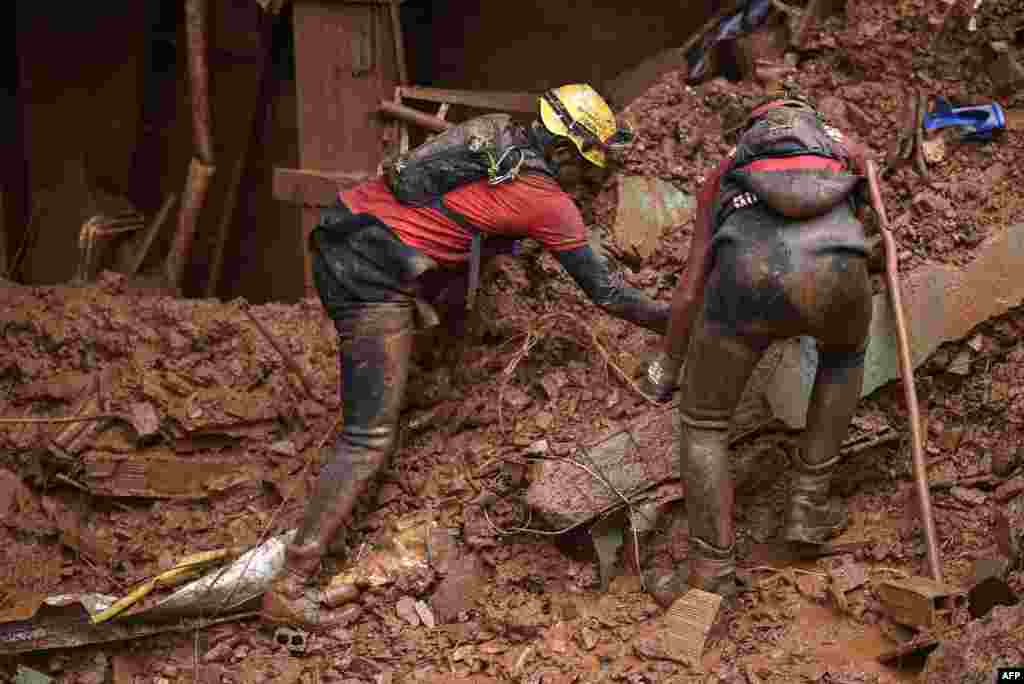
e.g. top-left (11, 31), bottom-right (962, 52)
top-left (614, 176), bottom-right (695, 262)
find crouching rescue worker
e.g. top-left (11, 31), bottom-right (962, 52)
top-left (262, 84), bottom-right (670, 629)
top-left (640, 95), bottom-right (874, 606)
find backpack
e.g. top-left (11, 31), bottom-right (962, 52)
top-left (381, 114), bottom-right (554, 310)
top-left (382, 114), bottom-right (553, 205)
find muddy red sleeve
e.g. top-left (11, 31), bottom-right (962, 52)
top-left (662, 156), bottom-right (728, 363)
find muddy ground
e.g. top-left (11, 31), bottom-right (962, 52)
top-left (2, 0), bottom-right (1024, 682)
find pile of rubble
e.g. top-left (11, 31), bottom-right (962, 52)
top-left (2, 0), bottom-right (1024, 682)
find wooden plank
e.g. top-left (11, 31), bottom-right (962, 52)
top-left (399, 86), bottom-right (538, 114)
top-left (273, 167), bottom-right (374, 207)
top-left (292, 0), bottom-right (399, 296)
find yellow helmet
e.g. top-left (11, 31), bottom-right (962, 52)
top-left (538, 84), bottom-right (632, 168)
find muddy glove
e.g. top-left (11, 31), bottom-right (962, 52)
top-left (638, 352), bottom-right (681, 403)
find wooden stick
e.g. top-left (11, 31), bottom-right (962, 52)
top-left (185, 0), bottom-right (214, 165)
top-left (241, 305), bottom-right (317, 400)
top-left (866, 161), bottom-right (942, 584)
top-left (165, 158), bottom-right (216, 292)
top-left (0, 414), bottom-right (117, 425)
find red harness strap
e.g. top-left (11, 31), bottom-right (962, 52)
top-left (742, 155), bottom-right (845, 173)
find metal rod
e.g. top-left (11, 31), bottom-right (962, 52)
top-left (378, 100), bottom-right (452, 133)
top-left (185, 0), bottom-right (214, 165)
top-left (866, 160), bottom-right (943, 584)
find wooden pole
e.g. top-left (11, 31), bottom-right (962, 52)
top-left (379, 100), bottom-right (452, 133)
top-left (166, 0), bottom-right (217, 293)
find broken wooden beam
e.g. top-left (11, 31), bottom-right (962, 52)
top-left (378, 100), bottom-right (453, 133)
top-left (272, 167), bottom-right (374, 207)
top-left (397, 86), bottom-right (538, 114)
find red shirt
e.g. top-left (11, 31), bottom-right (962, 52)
top-left (339, 174), bottom-right (588, 265)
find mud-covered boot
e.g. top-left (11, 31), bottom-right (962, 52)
top-left (262, 304), bottom-right (415, 630)
top-left (783, 449), bottom-right (848, 545)
top-left (648, 537), bottom-right (738, 610)
top-left (261, 542), bottom-right (342, 631)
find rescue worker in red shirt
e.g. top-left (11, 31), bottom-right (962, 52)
top-left (640, 94), bottom-right (875, 605)
top-left (262, 84), bottom-right (669, 629)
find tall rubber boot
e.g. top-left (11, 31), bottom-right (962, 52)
top-left (649, 420), bottom-right (737, 609)
top-left (783, 354), bottom-right (864, 545)
top-left (262, 304), bottom-right (414, 631)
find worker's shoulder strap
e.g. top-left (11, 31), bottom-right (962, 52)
top-left (431, 200), bottom-right (485, 311)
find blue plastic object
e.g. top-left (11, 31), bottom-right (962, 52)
top-left (923, 97), bottom-right (1006, 141)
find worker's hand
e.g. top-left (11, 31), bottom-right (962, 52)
top-left (637, 352), bottom-right (679, 403)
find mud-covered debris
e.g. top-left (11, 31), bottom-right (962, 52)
top-left (127, 402), bottom-right (160, 442)
top-left (988, 45), bottom-right (1024, 95)
top-left (539, 370), bottom-right (569, 401)
top-left (323, 582), bottom-right (359, 609)
top-left (968, 573), bottom-right (1018, 619)
top-left (796, 573), bottom-right (828, 600)
top-left (524, 404), bottom-right (678, 529)
top-left (949, 486), bottom-right (987, 507)
top-left (414, 600), bottom-right (436, 628)
top-left (268, 440), bottom-right (298, 458)
top-left (875, 577), bottom-right (966, 631)
top-left (13, 666), bottom-right (53, 684)
top-left (502, 386), bottom-right (533, 411)
top-left (995, 477), bottom-right (1024, 503)
top-left (82, 450), bottom-right (247, 499)
top-left (396, 596), bottom-right (421, 626)
top-left (430, 554), bottom-right (488, 624)
top-left (634, 589), bottom-right (722, 666)
top-left (923, 603), bottom-right (1024, 683)
top-left (328, 513), bottom-right (434, 593)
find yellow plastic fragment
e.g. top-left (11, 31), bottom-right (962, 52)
top-left (90, 548), bottom-right (236, 624)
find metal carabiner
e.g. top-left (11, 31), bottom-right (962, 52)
top-left (488, 147), bottom-right (526, 185)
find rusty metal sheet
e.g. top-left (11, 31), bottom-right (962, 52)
top-left (291, 0), bottom-right (400, 295)
top-left (82, 449), bottom-right (248, 499)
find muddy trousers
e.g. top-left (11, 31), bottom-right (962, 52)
top-left (262, 303), bottom-right (416, 628)
top-left (678, 245), bottom-right (872, 599)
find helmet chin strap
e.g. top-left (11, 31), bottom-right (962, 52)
top-left (528, 120), bottom-right (564, 173)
